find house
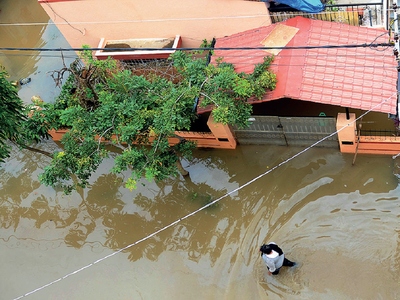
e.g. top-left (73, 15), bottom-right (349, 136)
top-left (38, 0), bottom-right (275, 150)
top-left (199, 16), bottom-right (400, 155)
top-left (39, 1), bottom-right (400, 155)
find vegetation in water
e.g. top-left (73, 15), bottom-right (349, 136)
top-left (0, 44), bottom-right (277, 194)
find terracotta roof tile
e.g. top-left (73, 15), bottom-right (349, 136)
top-left (353, 78), bottom-right (364, 86)
top-left (201, 16), bottom-right (397, 115)
top-left (362, 94), bottom-right (373, 102)
top-left (302, 85), bottom-right (314, 92)
top-left (351, 99), bottom-right (363, 108)
top-left (342, 97), bottom-right (353, 106)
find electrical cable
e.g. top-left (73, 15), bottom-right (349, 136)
top-left (0, 53), bottom-right (78, 59)
top-left (0, 51), bottom-right (397, 66)
top-left (0, 52), bottom-right (395, 59)
top-left (0, 43), bottom-right (393, 52)
top-left (0, 7), bottom-right (393, 27)
top-left (11, 91), bottom-right (398, 300)
top-left (0, 14), bottom-right (273, 26)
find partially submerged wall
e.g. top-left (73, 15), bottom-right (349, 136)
top-left (337, 113), bottom-right (400, 155)
top-left (49, 114), bottom-right (237, 149)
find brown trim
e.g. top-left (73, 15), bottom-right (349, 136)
top-left (48, 114), bottom-right (237, 150)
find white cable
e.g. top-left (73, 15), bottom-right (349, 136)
top-left (11, 92), bottom-right (397, 300)
top-left (0, 8), bottom-right (390, 27)
top-left (0, 14), bottom-right (272, 26)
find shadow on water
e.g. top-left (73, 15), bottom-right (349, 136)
top-left (1, 144), bottom-right (244, 262)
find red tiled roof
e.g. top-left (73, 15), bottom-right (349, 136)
top-left (199, 17), bottom-right (397, 114)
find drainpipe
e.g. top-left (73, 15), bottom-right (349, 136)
top-left (345, 107), bottom-right (350, 120)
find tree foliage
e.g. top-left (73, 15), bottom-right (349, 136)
top-left (0, 67), bottom-right (53, 162)
top-left (0, 68), bottom-right (25, 163)
top-left (1, 48), bottom-right (277, 193)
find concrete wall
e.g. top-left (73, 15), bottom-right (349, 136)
top-left (49, 114), bottom-right (237, 149)
top-left (337, 113), bottom-right (400, 156)
top-left (39, 0), bottom-right (272, 49)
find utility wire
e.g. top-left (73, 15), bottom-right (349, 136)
top-left (1, 56), bottom-right (397, 71)
top-left (0, 12), bottom-right (333, 26)
top-left (0, 52), bottom-right (395, 59)
top-left (0, 51), bottom-right (395, 58)
top-left (0, 43), bottom-right (393, 52)
top-left (0, 8), bottom-right (393, 27)
top-left (0, 56), bottom-right (396, 71)
top-left (11, 92), bottom-right (397, 300)
top-left (0, 14), bottom-right (272, 27)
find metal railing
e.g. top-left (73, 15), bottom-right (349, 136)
top-left (359, 129), bottom-right (400, 141)
top-left (269, 2), bottom-right (385, 28)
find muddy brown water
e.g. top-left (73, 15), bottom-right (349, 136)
top-left (1, 141), bottom-right (400, 300)
top-left (2, 1), bottom-right (400, 300)
top-left (0, 0), bottom-right (77, 105)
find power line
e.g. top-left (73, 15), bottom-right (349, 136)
top-left (11, 91), bottom-right (397, 300)
top-left (0, 52), bottom-right (395, 59)
top-left (0, 14), bottom-right (271, 26)
top-left (0, 51), bottom-right (396, 61)
top-left (0, 53), bottom-right (78, 59)
top-left (0, 8), bottom-right (393, 27)
top-left (0, 43), bottom-right (393, 53)
top-left (0, 11), bottom-right (350, 26)
top-left (1, 52), bottom-right (397, 74)
top-left (236, 63), bottom-right (396, 69)
top-left (1, 58), bottom-right (396, 72)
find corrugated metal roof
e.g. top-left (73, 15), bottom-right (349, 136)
top-left (199, 16), bottom-right (397, 114)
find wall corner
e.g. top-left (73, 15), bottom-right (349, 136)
top-left (337, 113), bottom-right (356, 153)
top-left (207, 113), bottom-right (237, 149)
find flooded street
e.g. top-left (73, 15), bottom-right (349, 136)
top-left (1, 1), bottom-right (400, 300)
top-left (1, 143), bottom-right (400, 300)
top-left (0, 0), bottom-right (77, 104)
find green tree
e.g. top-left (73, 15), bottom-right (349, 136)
top-left (0, 67), bottom-right (25, 163)
top-left (0, 68), bottom-right (54, 163)
top-left (0, 66), bottom-right (58, 164)
top-left (2, 49), bottom-right (276, 193)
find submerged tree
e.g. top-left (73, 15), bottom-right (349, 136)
top-left (2, 47), bottom-right (277, 193)
top-left (0, 67), bottom-right (25, 163)
top-left (0, 67), bottom-right (54, 163)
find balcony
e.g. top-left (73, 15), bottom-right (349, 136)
top-left (95, 35), bottom-right (182, 60)
top-left (267, 1), bottom-right (386, 28)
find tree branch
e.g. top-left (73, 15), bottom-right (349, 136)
top-left (200, 92), bottom-right (220, 107)
top-left (104, 141), bottom-right (128, 151)
top-left (152, 90), bottom-right (187, 156)
top-left (16, 142), bottom-right (53, 159)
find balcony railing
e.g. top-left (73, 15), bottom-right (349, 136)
top-left (269, 2), bottom-right (385, 28)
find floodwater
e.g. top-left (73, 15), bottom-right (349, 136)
top-left (0, 0), bottom-right (77, 104)
top-left (2, 143), bottom-right (400, 300)
top-left (1, 1), bottom-right (400, 300)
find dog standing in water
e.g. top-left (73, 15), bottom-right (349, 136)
top-left (259, 242), bottom-right (296, 275)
